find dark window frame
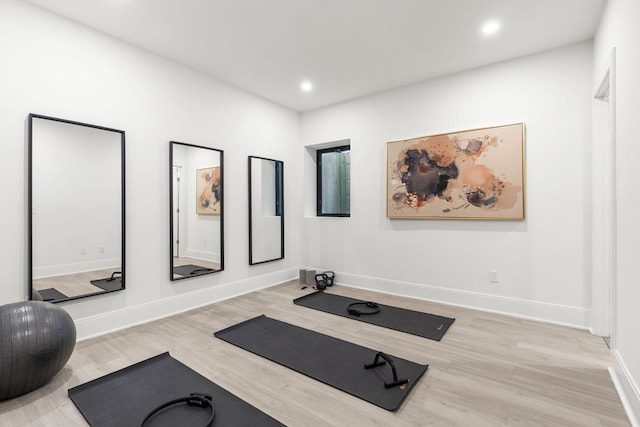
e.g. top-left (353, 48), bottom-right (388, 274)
top-left (316, 145), bottom-right (351, 217)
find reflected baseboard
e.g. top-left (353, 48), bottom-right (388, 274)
top-left (173, 256), bottom-right (220, 270)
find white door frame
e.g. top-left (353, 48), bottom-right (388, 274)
top-left (591, 48), bottom-right (616, 341)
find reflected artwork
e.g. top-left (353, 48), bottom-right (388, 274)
top-left (196, 166), bottom-right (221, 215)
top-left (387, 123), bottom-right (525, 219)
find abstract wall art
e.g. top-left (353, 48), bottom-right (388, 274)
top-left (196, 166), bottom-right (221, 215)
top-left (387, 123), bottom-right (525, 220)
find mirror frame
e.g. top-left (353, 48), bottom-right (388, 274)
top-left (169, 141), bottom-right (224, 280)
top-left (28, 113), bottom-right (126, 302)
top-left (248, 155), bottom-right (284, 265)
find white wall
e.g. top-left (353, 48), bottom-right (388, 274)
top-left (593, 0), bottom-right (640, 422)
top-left (0, 1), bottom-right (300, 338)
top-left (300, 41), bottom-right (594, 328)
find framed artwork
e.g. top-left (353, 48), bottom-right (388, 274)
top-left (196, 166), bottom-right (221, 215)
top-left (387, 123), bottom-right (525, 220)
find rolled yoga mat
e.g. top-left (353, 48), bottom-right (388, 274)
top-left (68, 352), bottom-right (284, 427)
top-left (293, 291), bottom-right (455, 341)
top-left (214, 315), bottom-right (428, 411)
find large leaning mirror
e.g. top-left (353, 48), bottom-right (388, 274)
top-left (170, 141), bottom-right (224, 280)
top-left (28, 113), bottom-right (125, 303)
top-left (248, 156), bottom-right (284, 265)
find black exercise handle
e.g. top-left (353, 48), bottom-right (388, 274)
top-left (106, 271), bottom-right (122, 282)
top-left (364, 352), bottom-right (409, 389)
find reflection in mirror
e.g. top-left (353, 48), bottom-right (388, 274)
top-left (248, 156), bottom-right (284, 265)
top-left (28, 114), bottom-right (125, 303)
top-left (170, 141), bottom-right (224, 280)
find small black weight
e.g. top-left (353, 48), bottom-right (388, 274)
top-left (322, 271), bottom-right (335, 287)
top-left (314, 273), bottom-right (328, 291)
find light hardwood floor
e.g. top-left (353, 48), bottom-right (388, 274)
top-left (0, 282), bottom-right (629, 426)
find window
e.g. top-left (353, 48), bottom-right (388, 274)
top-left (317, 145), bottom-right (350, 217)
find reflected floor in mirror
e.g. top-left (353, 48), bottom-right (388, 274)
top-left (0, 281), bottom-right (629, 426)
top-left (32, 268), bottom-right (122, 299)
top-left (172, 257), bottom-right (221, 279)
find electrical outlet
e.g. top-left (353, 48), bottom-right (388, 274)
top-left (80, 247), bottom-right (86, 255)
top-left (489, 270), bottom-right (498, 283)
top-left (99, 246), bottom-right (104, 253)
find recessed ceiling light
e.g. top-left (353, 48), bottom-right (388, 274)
top-left (481, 19), bottom-right (501, 37)
top-left (300, 80), bottom-right (313, 93)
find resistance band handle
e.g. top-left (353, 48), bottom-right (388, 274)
top-left (138, 392), bottom-right (215, 427)
top-left (187, 392), bottom-right (213, 407)
top-left (364, 352), bottom-right (409, 389)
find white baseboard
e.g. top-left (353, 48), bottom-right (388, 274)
top-left (75, 268), bottom-right (298, 341)
top-left (610, 351), bottom-right (640, 427)
top-left (74, 267), bottom-right (589, 340)
top-left (334, 271), bottom-right (590, 329)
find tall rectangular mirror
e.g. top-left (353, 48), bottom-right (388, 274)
top-left (28, 114), bottom-right (125, 302)
top-left (248, 156), bottom-right (284, 265)
top-left (170, 141), bottom-right (224, 280)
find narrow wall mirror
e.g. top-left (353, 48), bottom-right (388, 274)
top-left (170, 141), bottom-right (224, 280)
top-left (28, 114), bottom-right (125, 303)
top-left (248, 156), bottom-right (284, 265)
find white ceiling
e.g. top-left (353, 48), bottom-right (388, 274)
top-left (28, 0), bottom-right (605, 112)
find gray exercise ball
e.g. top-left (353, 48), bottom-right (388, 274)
top-left (31, 289), bottom-right (43, 301)
top-left (0, 301), bottom-right (76, 401)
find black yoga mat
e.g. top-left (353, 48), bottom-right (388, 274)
top-left (38, 287), bottom-right (68, 301)
top-left (173, 264), bottom-right (218, 277)
top-left (68, 352), bottom-right (284, 427)
top-left (293, 291), bottom-right (455, 341)
top-left (214, 315), bottom-right (428, 411)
